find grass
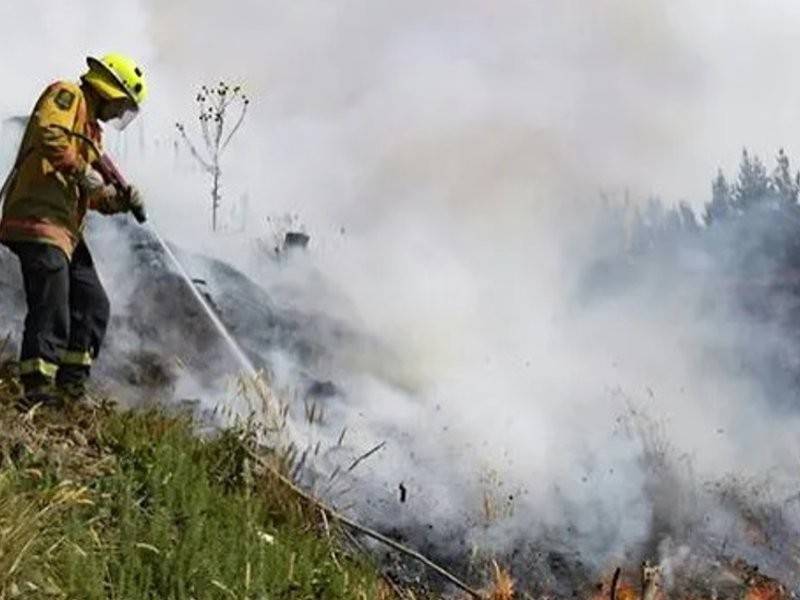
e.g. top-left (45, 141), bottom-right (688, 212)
top-left (0, 361), bottom-right (392, 599)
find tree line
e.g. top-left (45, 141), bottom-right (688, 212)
top-left (625, 148), bottom-right (800, 260)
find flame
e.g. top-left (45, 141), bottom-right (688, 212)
top-left (616, 585), bottom-right (640, 600)
top-left (745, 582), bottom-right (787, 600)
top-left (470, 557), bottom-right (791, 600)
top-left (485, 560), bottom-right (515, 600)
top-left (585, 562), bottom-right (789, 600)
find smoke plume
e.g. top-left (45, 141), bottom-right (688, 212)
top-left (4, 1), bottom-right (800, 592)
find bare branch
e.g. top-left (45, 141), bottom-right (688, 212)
top-left (198, 91), bottom-right (213, 154)
top-left (222, 101), bottom-right (248, 152)
top-left (175, 123), bottom-right (213, 172)
top-left (201, 116), bottom-right (212, 154)
top-left (610, 567), bottom-right (621, 600)
top-left (180, 81), bottom-right (250, 232)
top-left (245, 446), bottom-right (485, 599)
top-left (346, 441), bottom-right (386, 474)
top-left (214, 94), bottom-right (225, 156)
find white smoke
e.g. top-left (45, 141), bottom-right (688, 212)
top-left (4, 0), bottom-right (800, 586)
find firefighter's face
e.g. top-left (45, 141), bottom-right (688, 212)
top-left (98, 98), bottom-right (139, 130)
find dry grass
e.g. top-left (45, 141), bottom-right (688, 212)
top-left (0, 477), bottom-right (93, 596)
top-left (0, 358), bottom-right (392, 599)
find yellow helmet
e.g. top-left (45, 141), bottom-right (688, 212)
top-left (83, 53), bottom-right (148, 107)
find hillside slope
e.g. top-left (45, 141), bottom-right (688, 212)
top-left (0, 359), bottom-right (395, 600)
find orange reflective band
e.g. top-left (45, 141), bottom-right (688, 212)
top-left (19, 358), bottom-right (58, 379)
top-left (0, 218), bottom-right (76, 257)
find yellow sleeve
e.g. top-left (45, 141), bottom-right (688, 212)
top-left (35, 82), bottom-right (87, 176)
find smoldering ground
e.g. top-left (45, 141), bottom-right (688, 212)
top-left (4, 1), bottom-right (800, 595)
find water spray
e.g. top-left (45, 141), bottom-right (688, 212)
top-left (145, 222), bottom-right (257, 377)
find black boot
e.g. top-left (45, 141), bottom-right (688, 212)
top-left (19, 375), bottom-right (62, 411)
top-left (56, 364), bottom-right (90, 403)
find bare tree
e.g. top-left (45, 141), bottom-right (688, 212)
top-left (175, 82), bottom-right (249, 231)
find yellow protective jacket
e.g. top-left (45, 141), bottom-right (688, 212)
top-left (0, 81), bottom-right (127, 258)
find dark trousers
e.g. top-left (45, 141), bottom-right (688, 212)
top-left (9, 240), bottom-right (110, 390)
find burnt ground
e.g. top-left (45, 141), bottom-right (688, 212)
top-left (0, 217), bottom-right (357, 406)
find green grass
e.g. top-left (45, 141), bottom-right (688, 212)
top-left (0, 366), bottom-right (391, 599)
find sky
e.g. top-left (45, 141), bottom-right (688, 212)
top-left (4, 1), bottom-right (800, 210)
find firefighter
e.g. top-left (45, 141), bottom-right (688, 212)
top-left (0, 53), bottom-right (148, 409)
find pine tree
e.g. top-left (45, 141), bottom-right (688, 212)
top-left (703, 169), bottom-right (732, 225)
top-left (628, 205), bottom-right (650, 255)
top-left (732, 148), bottom-right (770, 212)
top-left (771, 148), bottom-right (799, 206)
top-left (678, 201), bottom-right (700, 234)
top-left (645, 196), bottom-right (680, 249)
top-left (662, 205), bottom-right (683, 236)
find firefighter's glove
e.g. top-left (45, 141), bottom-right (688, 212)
top-left (127, 186), bottom-right (147, 224)
top-left (77, 164), bottom-right (118, 208)
top-left (76, 164), bottom-right (107, 194)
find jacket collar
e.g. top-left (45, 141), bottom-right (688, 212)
top-left (80, 83), bottom-right (103, 140)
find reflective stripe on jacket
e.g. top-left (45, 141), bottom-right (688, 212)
top-left (0, 81), bottom-right (124, 258)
